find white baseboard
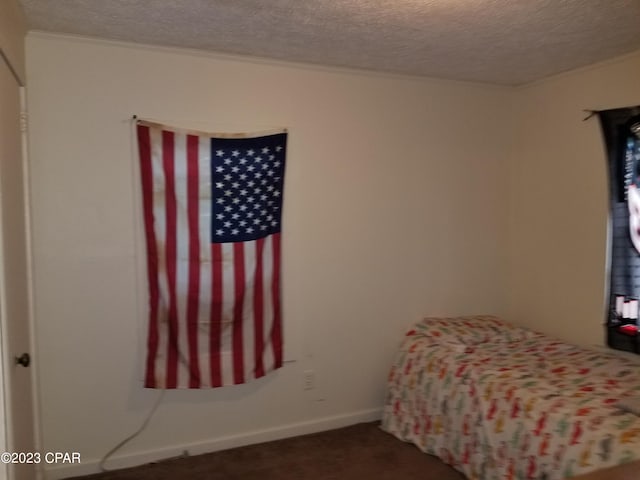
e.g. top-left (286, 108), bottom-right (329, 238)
top-left (44, 408), bottom-right (382, 479)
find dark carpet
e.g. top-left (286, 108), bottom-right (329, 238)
top-left (68, 422), bottom-right (467, 480)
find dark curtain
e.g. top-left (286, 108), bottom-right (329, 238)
top-left (600, 106), bottom-right (640, 353)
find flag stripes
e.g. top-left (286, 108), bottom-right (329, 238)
top-left (162, 130), bottom-right (179, 388)
top-left (136, 122), bottom-right (285, 389)
top-left (271, 232), bottom-right (283, 368)
top-left (210, 242), bottom-right (223, 387)
top-left (232, 242), bottom-right (245, 384)
top-left (137, 126), bottom-right (160, 388)
top-left (186, 134), bottom-right (201, 388)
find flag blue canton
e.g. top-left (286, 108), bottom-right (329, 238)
top-left (210, 133), bottom-right (287, 244)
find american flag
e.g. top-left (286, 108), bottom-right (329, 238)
top-left (136, 120), bottom-right (286, 388)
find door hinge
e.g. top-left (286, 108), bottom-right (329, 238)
top-left (19, 111), bottom-right (27, 133)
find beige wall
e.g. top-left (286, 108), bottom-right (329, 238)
top-left (26, 33), bottom-right (513, 478)
top-left (25, 27), bottom-right (640, 480)
top-left (507, 51), bottom-right (640, 346)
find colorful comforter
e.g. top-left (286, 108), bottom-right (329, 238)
top-left (381, 316), bottom-right (640, 480)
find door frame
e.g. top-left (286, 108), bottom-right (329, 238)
top-left (0, 47), bottom-right (42, 480)
top-left (19, 83), bottom-right (43, 479)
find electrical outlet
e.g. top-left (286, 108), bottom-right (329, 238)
top-left (303, 370), bottom-right (315, 390)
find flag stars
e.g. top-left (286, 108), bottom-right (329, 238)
top-left (211, 139), bottom-right (285, 242)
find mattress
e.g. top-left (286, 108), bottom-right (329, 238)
top-left (381, 316), bottom-right (640, 480)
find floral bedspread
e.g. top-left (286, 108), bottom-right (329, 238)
top-left (381, 316), bottom-right (640, 480)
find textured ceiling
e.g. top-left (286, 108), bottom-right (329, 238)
top-left (18, 0), bottom-right (640, 86)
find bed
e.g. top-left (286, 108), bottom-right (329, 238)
top-left (381, 315), bottom-right (640, 480)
